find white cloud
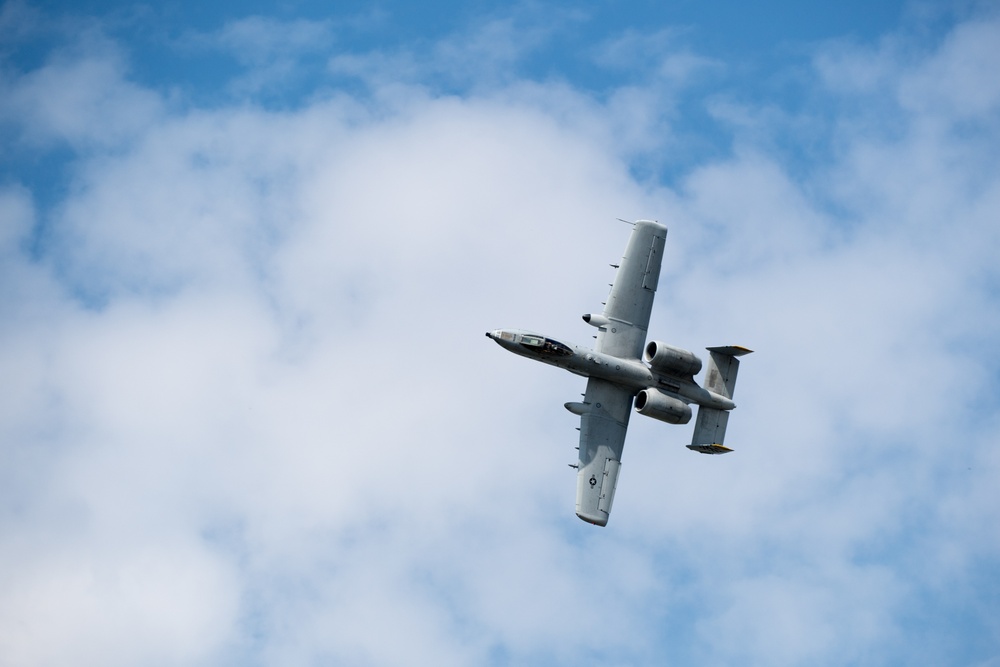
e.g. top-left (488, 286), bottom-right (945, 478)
top-left (0, 539), bottom-right (240, 667)
top-left (1, 7), bottom-right (999, 667)
top-left (898, 15), bottom-right (1000, 119)
top-left (213, 16), bottom-right (336, 65)
top-left (0, 38), bottom-right (162, 150)
top-left (594, 27), bottom-right (720, 82)
top-left (177, 15), bottom-right (338, 97)
top-left (327, 12), bottom-right (558, 93)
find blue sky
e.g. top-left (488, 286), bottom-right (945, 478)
top-left (2, 1), bottom-right (999, 665)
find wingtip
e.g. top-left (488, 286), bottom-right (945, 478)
top-left (576, 511), bottom-right (609, 527)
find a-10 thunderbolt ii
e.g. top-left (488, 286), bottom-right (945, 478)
top-left (486, 220), bottom-right (751, 526)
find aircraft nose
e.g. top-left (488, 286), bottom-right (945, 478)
top-left (485, 331), bottom-right (493, 339)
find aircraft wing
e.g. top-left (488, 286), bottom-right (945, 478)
top-left (595, 220), bottom-right (667, 359)
top-left (576, 377), bottom-right (635, 526)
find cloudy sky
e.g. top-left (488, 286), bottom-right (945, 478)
top-left (2, 0), bottom-right (999, 665)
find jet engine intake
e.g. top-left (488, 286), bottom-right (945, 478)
top-left (635, 388), bottom-right (692, 425)
top-left (644, 341), bottom-right (703, 377)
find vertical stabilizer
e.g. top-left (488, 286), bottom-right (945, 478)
top-left (688, 346), bottom-right (752, 454)
top-left (702, 345), bottom-right (752, 399)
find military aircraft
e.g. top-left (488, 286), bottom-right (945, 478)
top-left (486, 220), bottom-right (751, 526)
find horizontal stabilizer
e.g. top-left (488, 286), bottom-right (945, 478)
top-left (690, 346), bottom-right (751, 453)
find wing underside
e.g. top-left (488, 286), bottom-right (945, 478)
top-left (595, 220), bottom-right (667, 360)
top-left (576, 378), bottom-right (635, 526)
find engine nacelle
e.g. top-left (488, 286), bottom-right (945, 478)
top-left (644, 341), bottom-right (702, 377)
top-left (635, 388), bottom-right (692, 425)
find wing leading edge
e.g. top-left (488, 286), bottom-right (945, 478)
top-left (576, 377), bottom-right (634, 526)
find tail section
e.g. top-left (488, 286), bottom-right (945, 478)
top-left (702, 345), bottom-right (752, 399)
top-left (688, 346), bottom-right (752, 455)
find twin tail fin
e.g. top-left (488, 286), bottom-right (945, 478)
top-left (687, 346), bottom-right (752, 455)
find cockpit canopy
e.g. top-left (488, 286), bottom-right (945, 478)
top-left (519, 334), bottom-right (572, 357)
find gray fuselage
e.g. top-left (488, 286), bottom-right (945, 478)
top-left (485, 328), bottom-right (734, 411)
